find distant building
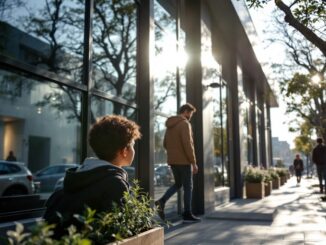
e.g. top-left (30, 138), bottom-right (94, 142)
top-left (272, 137), bottom-right (292, 166)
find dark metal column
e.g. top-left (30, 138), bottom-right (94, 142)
top-left (81, 0), bottom-right (94, 161)
top-left (136, 0), bottom-right (154, 196)
top-left (185, 0), bottom-right (205, 214)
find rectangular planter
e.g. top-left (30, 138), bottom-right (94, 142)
top-left (109, 227), bottom-right (164, 245)
top-left (245, 182), bottom-right (264, 199)
top-left (280, 176), bottom-right (287, 185)
top-left (272, 178), bottom-right (280, 189)
top-left (264, 181), bottom-right (272, 196)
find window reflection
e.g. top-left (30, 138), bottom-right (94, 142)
top-left (154, 0), bottom-right (178, 115)
top-left (238, 66), bottom-right (250, 167)
top-left (92, 0), bottom-right (137, 104)
top-left (0, 0), bottom-right (84, 82)
top-left (212, 84), bottom-right (229, 187)
top-left (0, 69), bottom-right (81, 197)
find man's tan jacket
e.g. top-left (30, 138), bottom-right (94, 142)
top-left (163, 115), bottom-right (196, 165)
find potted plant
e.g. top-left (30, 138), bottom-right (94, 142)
top-left (244, 166), bottom-right (265, 199)
top-left (263, 170), bottom-right (273, 196)
top-left (276, 168), bottom-right (288, 185)
top-left (269, 168), bottom-right (280, 189)
top-left (6, 182), bottom-right (163, 245)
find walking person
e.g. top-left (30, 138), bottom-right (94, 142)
top-left (312, 138), bottom-right (326, 193)
top-left (293, 154), bottom-right (304, 185)
top-left (155, 103), bottom-right (201, 223)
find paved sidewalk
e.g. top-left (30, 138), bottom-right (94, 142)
top-left (164, 177), bottom-right (326, 244)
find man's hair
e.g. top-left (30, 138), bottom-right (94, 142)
top-left (178, 103), bottom-right (196, 114)
top-left (89, 115), bottom-right (141, 161)
top-left (317, 138), bottom-right (323, 144)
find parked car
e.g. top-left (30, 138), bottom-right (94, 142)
top-left (155, 164), bottom-right (174, 186)
top-left (54, 165), bottom-right (137, 191)
top-left (0, 160), bottom-right (35, 196)
top-left (34, 163), bottom-right (79, 193)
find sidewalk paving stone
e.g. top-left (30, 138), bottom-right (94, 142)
top-left (164, 176), bottom-right (326, 244)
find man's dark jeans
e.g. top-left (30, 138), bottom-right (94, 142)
top-left (160, 165), bottom-right (192, 213)
top-left (316, 165), bottom-right (326, 192)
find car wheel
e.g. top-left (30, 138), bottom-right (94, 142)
top-left (3, 186), bottom-right (28, 196)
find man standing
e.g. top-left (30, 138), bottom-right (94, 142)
top-left (155, 103), bottom-right (200, 223)
top-left (293, 154), bottom-right (304, 185)
top-left (312, 138), bottom-right (326, 193)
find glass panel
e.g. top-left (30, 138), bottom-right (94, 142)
top-left (154, 114), bottom-right (177, 218)
top-left (238, 66), bottom-right (249, 168)
top-left (256, 105), bottom-right (262, 165)
top-left (92, 0), bottom-right (137, 103)
top-left (221, 85), bottom-right (229, 186)
top-left (212, 84), bottom-right (229, 187)
top-left (0, 0), bottom-right (84, 82)
top-left (0, 68), bottom-right (81, 197)
top-left (154, 1), bottom-right (177, 115)
top-left (90, 96), bottom-right (137, 183)
top-left (179, 28), bottom-right (187, 106)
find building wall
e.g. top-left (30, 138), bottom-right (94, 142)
top-left (0, 0), bottom-right (276, 219)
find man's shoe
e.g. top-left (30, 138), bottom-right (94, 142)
top-left (155, 200), bottom-right (165, 221)
top-left (183, 212), bottom-right (201, 223)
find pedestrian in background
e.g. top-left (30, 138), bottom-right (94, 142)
top-left (155, 103), bottom-right (201, 223)
top-left (293, 154), bottom-right (304, 185)
top-left (312, 138), bottom-right (326, 193)
top-left (6, 150), bottom-right (17, 161)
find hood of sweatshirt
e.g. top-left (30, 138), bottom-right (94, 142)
top-left (165, 115), bottom-right (187, 129)
top-left (63, 158), bottom-right (127, 193)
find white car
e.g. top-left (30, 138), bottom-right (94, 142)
top-left (34, 164), bottom-right (79, 192)
top-left (0, 160), bottom-right (35, 196)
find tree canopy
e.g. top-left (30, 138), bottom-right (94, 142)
top-left (246, 0), bottom-right (326, 141)
top-left (245, 0), bottom-right (326, 56)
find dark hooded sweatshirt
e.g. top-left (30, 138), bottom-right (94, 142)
top-left (43, 158), bottom-right (129, 239)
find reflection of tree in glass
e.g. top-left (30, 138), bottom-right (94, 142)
top-left (18, 0), bottom-right (137, 119)
top-left (92, 0), bottom-right (137, 115)
top-left (0, 72), bottom-right (33, 101)
top-left (15, 0), bottom-right (84, 122)
top-left (0, 0), bottom-right (24, 20)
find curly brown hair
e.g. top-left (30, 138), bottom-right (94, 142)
top-left (89, 115), bottom-right (141, 162)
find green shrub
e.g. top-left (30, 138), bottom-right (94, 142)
top-left (244, 166), bottom-right (265, 183)
top-left (263, 170), bottom-right (273, 183)
top-left (6, 181), bottom-right (158, 245)
top-left (275, 168), bottom-right (288, 177)
top-left (268, 168), bottom-right (279, 180)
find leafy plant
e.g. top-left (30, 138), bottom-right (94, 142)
top-left (6, 181), bottom-right (158, 244)
top-left (263, 170), bottom-right (273, 183)
top-left (244, 166), bottom-right (265, 183)
top-left (275, 168), bottom-right (288, 177)
top-left (268, 169), bottom-right (279, 180)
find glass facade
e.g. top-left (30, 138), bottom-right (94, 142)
top-left (153, 0), bottom-right (187, 219)
top-left (0, 1), bottom-right (84, 82)
top-left (0, 69), bottom-right (81, 186)
top-left (0, 0), bottom-right (139, 201)
top-left (0, 0), bottom-right (276, 224)
top-left (238, 66), bottom-right (250, 167)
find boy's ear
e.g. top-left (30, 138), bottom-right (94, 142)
top-left (121, 147), bottom-right (128, 158)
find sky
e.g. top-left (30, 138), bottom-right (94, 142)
top-left (247, 2), bottom-right (298, 149)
